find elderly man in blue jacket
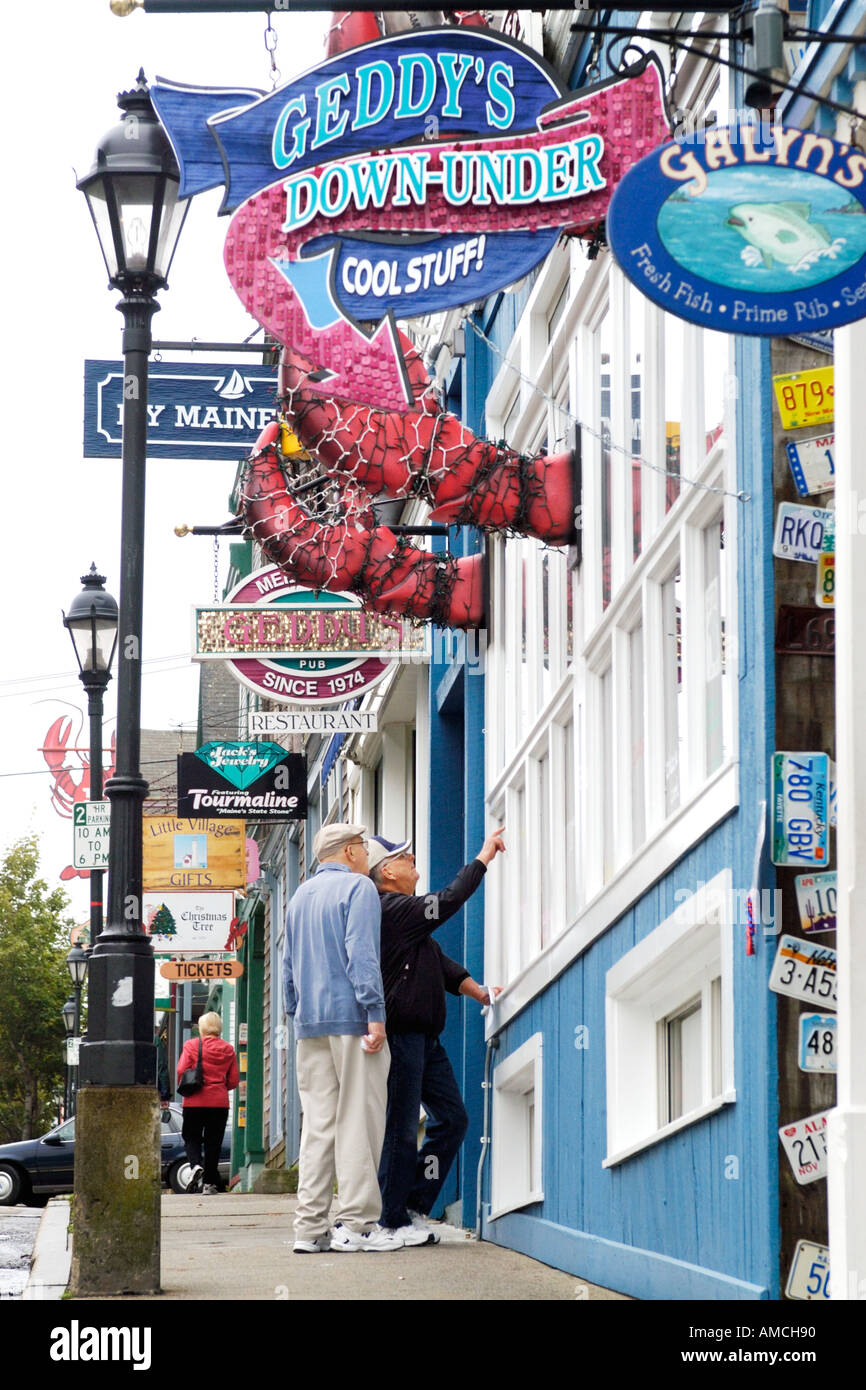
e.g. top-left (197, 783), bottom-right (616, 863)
top-left (283, 822), bottom-right (402, 1254)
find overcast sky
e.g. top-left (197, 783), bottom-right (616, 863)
top-left (0, 0), bottom-right (329, 922)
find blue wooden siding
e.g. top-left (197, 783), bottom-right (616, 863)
top-left (448, 318), bottom-right (781, 1295)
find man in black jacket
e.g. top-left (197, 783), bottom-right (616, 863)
top-left (368, 828), bottom-right (504, 1244)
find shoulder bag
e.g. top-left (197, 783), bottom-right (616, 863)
top-left (177, 1037), bottom-right (204, 1097)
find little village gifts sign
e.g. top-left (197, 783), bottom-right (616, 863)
top-left (608, 122), bottom-right (866, 334)
top-left (194, 563), bottom-right (426, 705)
top-left (151, 30), bottom-right (670, 408)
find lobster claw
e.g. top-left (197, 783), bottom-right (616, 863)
top-left (41, 716), bottom-right (74, 771)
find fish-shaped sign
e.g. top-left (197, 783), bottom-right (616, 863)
top-left (153, 31), bottom-right (669, 408)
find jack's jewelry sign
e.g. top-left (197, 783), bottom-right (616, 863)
top-left (178, 743), bottom-right (307, 822)
top-left (608, 123), bottom-right (866, 334)
top-left (152, 30), bottom-right (669, 407)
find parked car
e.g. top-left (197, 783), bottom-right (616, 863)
top-left (0, 1103), bottom-right (231, 1205)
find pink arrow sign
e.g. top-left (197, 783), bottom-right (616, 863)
top-left (224, 61), bottom-right (669, 409)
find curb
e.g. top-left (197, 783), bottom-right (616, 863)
top-left (21, 1198), bottom-right (72, 1301)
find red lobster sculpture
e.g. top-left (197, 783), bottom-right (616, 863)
top-left (237, 10), bottom-right (577, 629)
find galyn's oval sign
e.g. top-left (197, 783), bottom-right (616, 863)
top-left (608, 123), bottom-right (866, 335)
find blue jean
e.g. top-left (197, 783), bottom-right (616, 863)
top-left (378, 1033), bottom-right (469, 1230)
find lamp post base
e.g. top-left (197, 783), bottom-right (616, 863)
top-left (70, 1087), bottom-right (161, 1296)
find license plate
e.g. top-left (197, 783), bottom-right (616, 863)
top-left (785, 435), bottom-right (835, 496)
top-left (795, 871), bottom-right (837, 933)
top-left (769, 934), bottom-right (837, 1008)
top-left (786, 1241), bottom-right (831, 1301)
top-left (772, 503), bottom-right (834, 563)
top-left (773, 366), bottom-right (835, 430)
top-left (816, 550), bottom-right (835, 607)
top-left (798, 1013), bottom-right (837, 1074)
top-left (771, 753), bottom-right (829, 866)
top-left (779, 1110), bottom-right (829, 1184)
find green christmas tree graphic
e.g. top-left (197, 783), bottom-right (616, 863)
top-left (149, 903), bottom-right (177, 937)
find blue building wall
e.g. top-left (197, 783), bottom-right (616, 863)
top-left (426, 297), bottom-right (781, 1298)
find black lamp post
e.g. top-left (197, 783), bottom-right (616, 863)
top-left (62, 998), bottom-right (76, 1120)
top-left (63, 566), bottom-right (118, 944)
top-left (73, 71), bottom-right (189, 1296)
top-left (65, 945), bottom-right (90, 1117)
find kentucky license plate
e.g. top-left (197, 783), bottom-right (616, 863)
top-left (771, 752), bottom-right (829, 866)
top-left (769, 935), bottom-right (837, 1009)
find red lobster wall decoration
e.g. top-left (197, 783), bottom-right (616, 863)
top-left (235, 11), bottom-right (611, 627)
top-left (39, 714), bottom-right (116, 819)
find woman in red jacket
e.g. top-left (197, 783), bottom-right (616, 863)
top-left (176, 1012), bottom-right (239, 1195)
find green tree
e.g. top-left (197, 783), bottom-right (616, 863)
top-left (0, 837), bottom-right (74, 1141)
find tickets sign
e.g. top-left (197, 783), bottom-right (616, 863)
top-left (608, 123), bottom-right (866, 337)
top-left (152, 32), bottom-right (669, 408)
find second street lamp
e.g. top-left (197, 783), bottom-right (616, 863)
top-left (72, 71), bottom-right (189, 1297)
top-left (63, 565), bottom-right (118, 944)
top-left (65, 945), bottom-right (90, 1117)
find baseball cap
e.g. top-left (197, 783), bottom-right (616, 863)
top-left (367, 836), bottom-right (413, 874)
top-left (313, 823), bottom-right (367, 862)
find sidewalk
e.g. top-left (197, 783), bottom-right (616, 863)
top-left (28, 1194), bottom-right (628, 1301)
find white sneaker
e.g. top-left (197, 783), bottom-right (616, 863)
top-left (293, 1233), bottom-right (332, 1254)
top-left (387, 1222), bottom-right (437, 1247)
top-left (360, 1224), bottom-right (404, 1252)
top-left (330, 1222), bottom-right (364, 1252)
top-left (330, 1222), bottom-right (404, 1252)
top-left (407, 1211), bottom-right (441, 1243)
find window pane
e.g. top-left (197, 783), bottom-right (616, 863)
top-left (662, 571), bottom-right (682, 816)
top-left (703, 330), bottom-right (727, 454)
top-left (664, 313), bottom-right (683, 512)
top-left (630, 625), bottom-right (646, 849)
top-left (600, 313), bottom-right (612, 607)
top-left (666, 998), bottom-right (702, 1122)
top-left (538, 752), bottom-right (550, 946)
top-left (629, 283), bottom-right (644, 561)
top-left (602, 667), bottom-right (614, 882)
top-left (564, 719), bottom-right (577, 922)
top-left (704, 518), bottom-right (725, 775)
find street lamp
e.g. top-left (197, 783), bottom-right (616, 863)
top-left (65, 945), bottom-right (90, 1118)
top-left (72, 71), bottom-right (189, 1297)
top-left (63, 565), bottom-right (118, 944)
top-left (62, 998), bottom-right (76, 1121)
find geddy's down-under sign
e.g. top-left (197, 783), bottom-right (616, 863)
top-left (178, 741), bottom-right (307, 821)
top-left (608, 123), bottom-right (866, 334)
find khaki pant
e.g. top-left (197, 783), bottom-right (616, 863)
top-left (294, 1034), bottom-right (390, 1239)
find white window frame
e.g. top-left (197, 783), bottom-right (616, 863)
top-left (490, 1032), bottom-right (544, 1219)
top-left (603, 870), bottom-right (735, 1167)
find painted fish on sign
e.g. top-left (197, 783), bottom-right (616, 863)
top-left (607, 123), bottom-right (866, 337)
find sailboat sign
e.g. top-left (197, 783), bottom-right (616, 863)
top-left (83, 359), bottom-right (280, 460)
